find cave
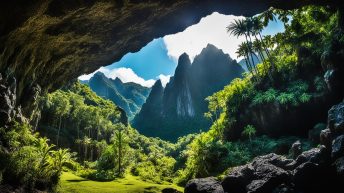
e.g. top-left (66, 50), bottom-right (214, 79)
top-left (1, 0), bottom-right (344, 193)
top-left (0, 0), bottom-right (338, 110)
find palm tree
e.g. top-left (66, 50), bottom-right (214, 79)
top-left (252, 39), bottom-right (264, 62)
top-left (227, 18), bottom-right (258, 74)
top-left (83, 136), bottom-right (91, 161)
top-left (242, 125), bottom-right (256, 142)
top-left (258, 7), bottom-right (277, 27)
top-left (75, 138), bottom-right (82, 158)
top-left (236, 42), bottom-right (254, 73)
top-left (251, 17), bottom-right (276, 72)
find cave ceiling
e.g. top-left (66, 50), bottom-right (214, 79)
top-left (0, 0), bottom-right (337, 106)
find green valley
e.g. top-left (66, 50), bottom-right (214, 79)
top-left (58, 172), bottom-right (183, 193)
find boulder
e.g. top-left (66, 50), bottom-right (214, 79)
top-left (247, 163), bottom-right (290, 193)
top-left (294, 147), bottom-right (330, 166)
top-left (293, 162), bottom-right (320, 191)
top-left (290, 141), bottom-right (302, 159)
top-left (162, 188), bottom-right (182, 193)
top-left (222, 154), bottom-right (294, 193)
top-left (308, 123), bottom-right (326, 144)
top-left (328, 102), bottom-right (344, 135)
top-left (221, 164), bottom-right (254, 193)
top-left (332, 135), bottom-right (344, 160)
top-left (251, 154), bottom-right (295, 171)
top-left (185, 177), bottom-right (224, 193)
top-left (272, 184), bottom-right (295, 193)
top-left (293, 160), bottom-right (339, 193)
top-left (320, 128), bottom-right (332, 148)
top-left (333, 156), bottom-right (344, 177)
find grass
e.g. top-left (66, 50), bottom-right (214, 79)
top-left (58, 172), bottom-right (183, 193)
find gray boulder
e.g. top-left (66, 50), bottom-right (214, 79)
top-left (185, 177), bottom-right (224, 193)
top-left (332, 135), bottom-right (344, 159)
top-left (328, 102), bottom-right (344, 135)
top-left (221, 164), bottom-right (254, 193)
top-left (333, 156), bottom-right (344, 177)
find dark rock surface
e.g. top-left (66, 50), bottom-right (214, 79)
top-left (185, 177), bottom-right (224, 193)
top-left (186, 101), bottom-right (344, 193)
top-left (162, 187), bottom-right (182, 193)
top-left (328, 103), bottom-right (344, 135)
top-left (332, 135), bottom-right (344, 159)
top-left (0, 73), bottom-right (27, 128)
top-left (290, 141), bottom-right (302, 159)
top-left (333, 156), bottom-right (344, 176)
top-left (320, 128), bottom-right (332, 148)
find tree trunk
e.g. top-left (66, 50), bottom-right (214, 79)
top-left (248, 35), bottom-right (259, 74)
top-left (259, 32), bottom-right (276, 73)
top-left (118, 131), bottom-right (122, 176)
top-left (56, 116), bottom-right (62, 147)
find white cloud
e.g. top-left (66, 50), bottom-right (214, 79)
top-left (157, 74), bottom-right (171, 87)
top-left (78, 67), bottom-right (156, 87)
top-left (107, 68), bottom-right (156, 87)
top-left (78, 73), bottom-right (95, 81)
top-left (163, 12), bottom-right (246, 62)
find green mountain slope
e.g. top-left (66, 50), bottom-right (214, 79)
top-left (86, 72), bottom-right (151, 119)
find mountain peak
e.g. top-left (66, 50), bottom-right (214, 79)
top-left (113, 77), bottom-right (123, 84)
top-left (201, 44), bottom-right (226, 56)
top-left (175, 53), bottom-right (191, 78)
top-left (152, 79), bottom-right (163, 89)
top-left (94, 71), bottom-right (106, 77)
top-left (205, 43), bottom-right (218, 49)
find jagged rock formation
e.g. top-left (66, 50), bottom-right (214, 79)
top-left (133, 44), bottom-right (244, 141)
top-left (0, 73), bottom-right (27, 128)
top-left (132, 80), bottom-right (164, 134)
top-left (185, 100), bottom-right (344, 193)
top-left (86, 72), bottom-right (151, 119)
top-left (0, 0), bottom-right (337, 113)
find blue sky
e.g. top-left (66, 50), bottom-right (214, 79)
top-left (79, 12), bottom-right (285, 87)
top-left (107, 38), bottom-right (176, 80)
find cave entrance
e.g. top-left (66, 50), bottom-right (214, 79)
top-left (76, 11), bottom-right (285, 141)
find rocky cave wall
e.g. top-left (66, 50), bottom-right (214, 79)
top-left (0, 0), bottom-right (338, 112)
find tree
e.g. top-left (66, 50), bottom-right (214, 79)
top-left (205, 94), bottom-right (226, 137)
top-left (251, 16), bottom-right (276, 73)
top-left (112, 123), bottom-right (128, 177)
top-left (49, 92), bottom-right (71, 147)
top-left (242, 125), bottom-right (256, 141)
top-left (236, 42), bottom-right (254, 74)
top-left (82, 136), bottom-right (91, 161)
top-left (227, 19), bottom-right (258, 74)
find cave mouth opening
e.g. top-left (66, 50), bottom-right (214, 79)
top-left (75, 11), bottom-right (285, 141)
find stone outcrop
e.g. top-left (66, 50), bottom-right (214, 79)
top-left (185, 177), bottom-right (224, 193)
top-left (0, 0), bottom-right (338, 110)
top-left (185, 101), bottom-right (344, 193)
top-left (162, 188), bottom-right (183, 193)
top-left (0, 73), bottom-right (27, 129)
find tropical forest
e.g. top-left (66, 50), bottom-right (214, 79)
top-left (0, 1), bottom-right (343, 193)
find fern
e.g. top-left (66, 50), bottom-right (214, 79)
top-left (263, 88), bottom-right (278, 103)
top-left (277, 92), bottom-right (295, 105)
top-left (299, 93), bottom-right (312, 103)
